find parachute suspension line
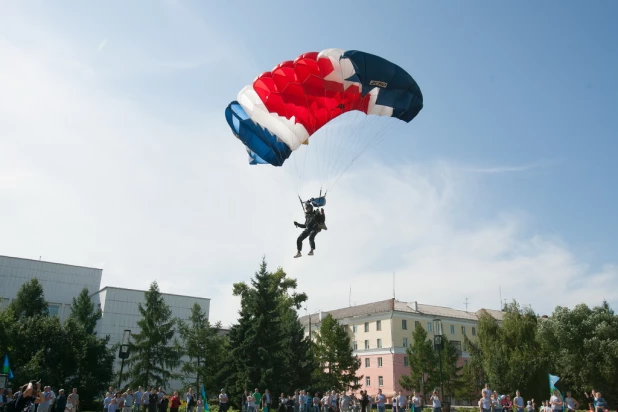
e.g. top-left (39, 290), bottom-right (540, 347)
top-left (324, 115), bottom-right (404, 196)
top-left (326, 112), bottom-right (375, 191)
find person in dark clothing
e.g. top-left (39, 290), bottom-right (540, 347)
top-left (148, 390), bottom-right (158, 412)
top-left (293, 204), bottom-right (325, 258)
top-left (55, 390), bottom-right (67, 412)
top-left (360, 391), bottom-right (369, 412)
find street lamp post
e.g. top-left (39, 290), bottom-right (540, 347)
top-left (118, 329), bottom-right (132, 390)
top-left (433, 319), bottom-right (444, 401)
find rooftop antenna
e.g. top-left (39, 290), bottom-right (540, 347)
top-left (393, 272), bottom-right (396, 300)
top-left (499, 286), bottom-right (503, 310)
top-left (349, 285), bottom-right (352, 307)
top-left (464, 297), bottom-right (469, 312)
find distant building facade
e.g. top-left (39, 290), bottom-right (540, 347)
top-left (0, 255), bottom-right (211, 390)
top-left (299, 298), bottom-right (504, 401)
top-left (0, 255), bottom-right (102, 318)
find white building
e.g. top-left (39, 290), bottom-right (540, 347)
top-left (0, 255), bottom-right (101, 318)
top-left (93, 286), bottom-right (210, 348)
top-left (0, 254), bottom-right (212, 390)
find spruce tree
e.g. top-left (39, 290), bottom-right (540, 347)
top-left (437, 335), bottom-right (462, 401)
top-left (455, 336), bottom-right (486, 403)
top-left (127, 281), bottom-right (180, 389)
top-left (399, 322), bottom-right (437, 401)
top-left (226, 258), bottom-right (311, 404)
top-left (312, 314), bottom-right (362, 392)
top-left (70, 287), bottom-right (102, 334)
top-left (277, 274), bottom-right (314, 393)
top-left (9, 278), bottom-right (48, 318)
top-left (178, 302), bottom-right (229, 396)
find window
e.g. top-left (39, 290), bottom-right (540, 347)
top-left (353, 324), bottom-right (358, 333)
top-left (403, 337), bottom-right (408, 347)
top-left (48, 303), bottom-right (60, 317)
top-left (376, 320), bottom-right (382, 331)
top-left (463, 341), bottom-right (468, 352)
top-left (364, 340), bottom-right (370, 349)
top-left (461, 325), bottom-right (466, 335)
top-left (364, 322), bottom-right (369, 332)
top-left (452, 341), bottom-right (462, 353)
top-left (377, 338), bottom-right (382, 348)
top-left (427, 322), bottom-right (433, 332)
top-left (402, 319), bottom-right (408, 330)
top-left (378, 357), bottom-right (383, 367)
top-left (404, 356), bottom-right (409, 367)
top-left (472, 327), bottom-right (476, 336)
top-left (354, 341), bottom-right (358, 350)
top-left (415, 321), bottom-right (420, 329)
top-left (366, 376), bottom-right (371, 387)
top-left (378, 376), bottom-right (384, 387)
top-left (450, 325), bottom-right (455, 334)
top-left (365, 358), bottom-right (370, 367)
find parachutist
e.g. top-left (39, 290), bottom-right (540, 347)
top-left (293, 204), bottom-right (326, 258)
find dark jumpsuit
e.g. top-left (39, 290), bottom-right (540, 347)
top-left (297, 211), bottom-right (320, 251)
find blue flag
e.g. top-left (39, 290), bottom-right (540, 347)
top-left (2, 354), bottom-right (14, 380)
top-left (201, 385), bottom-right (209, 411)
top-left (549, 374), bottom-right (560, 390)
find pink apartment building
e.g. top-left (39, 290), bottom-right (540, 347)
top-left (300, 298), bottom-right (504, 401)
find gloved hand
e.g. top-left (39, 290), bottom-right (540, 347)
top-left (294, 221), bottom-right (299, 227)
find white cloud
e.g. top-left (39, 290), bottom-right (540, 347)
top-left (1, 14), bottom-right (616, 330)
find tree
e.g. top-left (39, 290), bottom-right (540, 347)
top-left (63, 317), bottom-right (115, 410)
top-left (476, 302), bottom-right (548, 402)
top-left (126, 281), bottom-right (180, 389)
top-left (70, 288), bottom-right (102, 334)
top-left (9, 278), bottom-right (48, 318)
top-left (178, 302), bottom-right (229, 396)
top-left (437, 335), bottom-right (462, 402)
top-left (537, 301), bottom-right (618, 406)
top-left (278, 293), bottom-right (315, 393)
top-left (312, 314), bottom-right (362, 392)
top-left (400, 323), bottom-right (436, 401)
top-left (0, 280), bottom-right (113, 409)
top-left (225, 258), bottom-right (312, 406)
top-left (455, 336), bottom-right (486, 403)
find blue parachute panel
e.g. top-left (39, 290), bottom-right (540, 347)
top-left (341, 50), bottom-right (423, 123)
top-left (225, 101), bottom-right (292, 166)
top-left (247, 148), bottom-right (269, 165)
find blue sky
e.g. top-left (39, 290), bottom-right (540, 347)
top-left (1, 1), bottom-right (617, 325)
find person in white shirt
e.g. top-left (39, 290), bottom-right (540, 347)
top-left (340, 392), bottom-right (351, 412)
top-left (375, 390), bottom-right (386, 412)
top-left (564, 392), bottom-right (579, 411)
top-left (411, 392), bottom-right (422, 412)
top-left (247, 394), bottom-right (255, 412)
top-left (550, 391), bottom-right (563, 412)
top-left (430, 391), bottom-right (441, 412)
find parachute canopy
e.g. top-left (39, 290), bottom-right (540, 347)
top-left (225, 48), bottom-right (423, 167)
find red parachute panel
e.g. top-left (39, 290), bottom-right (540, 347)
top-left (253, 52), bottom-right (371, 135)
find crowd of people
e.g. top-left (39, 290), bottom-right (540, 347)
top-left (239, 388), bottom-right (439, 412)
top-left (0, 383), bottom-right (611, 412)
top-left (0, 382), bottom-right (79, 412)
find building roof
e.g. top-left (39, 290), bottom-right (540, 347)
top-left (299, 298), bottom-right (504, 324)
top-left (94, 285), bottom-right (211, 301)
top-left (0, 254), bottom-right (103, 271)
